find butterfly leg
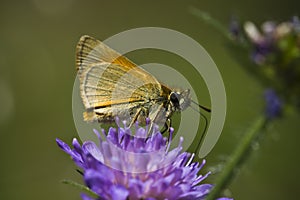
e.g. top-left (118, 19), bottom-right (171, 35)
top-left (128, 107), bottom-right (143, 128)
top-left (147, 103), bottom-right (167, 135)
top-left (161, 118), bottom-right (171, 134)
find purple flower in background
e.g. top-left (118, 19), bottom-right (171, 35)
top-left (229, 16), bottom-right (241, 39)
top-left (243, 21), bottom-right (276, 64)
top-left (57, 119), bottom-right (233, 200)
top-left (243, 17), bottom-right (300, 65)
top-left (227, 16), bottom-right (300, 112)
top-left (264, 89), bottom-right (282, 119)
top-left (292, 16), bottom-right (300, 32)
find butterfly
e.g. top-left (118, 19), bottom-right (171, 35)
top-left (76, 35), bottom-right (210, 132)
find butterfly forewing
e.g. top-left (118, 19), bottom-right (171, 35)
top-left (77, 35), bottom-right (143, 74)
top-left (76, 35), bottom-right (164, 124)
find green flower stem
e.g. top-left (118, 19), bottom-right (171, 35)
top-left (189, 7), bottom-right (231, 40)
top-left (206, 116), bottom-right (267, 200)
top-left (61, 179), bottom-right (98, 198)
top-left (189, 8), bottom-right (249, 49)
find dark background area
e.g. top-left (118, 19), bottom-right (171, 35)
top-left (0, 0), bottom-right (299, 199)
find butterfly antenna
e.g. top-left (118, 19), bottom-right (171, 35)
top-left (189, 103), bottom-right (209, 156)
top-left (76, 169), bottom-right (84, 176)
top-left (196, 112), bottom-right (208, 155)
top-left (191, 99), bottom-right (211, 113)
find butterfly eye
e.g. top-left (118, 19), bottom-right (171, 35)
top-left (170, 92), bottom-right (180, 107)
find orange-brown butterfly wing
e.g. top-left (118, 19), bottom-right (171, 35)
top-left (76, 35), bottom-right (163, 122)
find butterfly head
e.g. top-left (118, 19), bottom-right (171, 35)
top-left (169, 89), bottom-right (191, 111)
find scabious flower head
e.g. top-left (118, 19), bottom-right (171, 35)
top-left (57, 119), bottom-right (232, 200)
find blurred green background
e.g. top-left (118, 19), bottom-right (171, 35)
top-left (1, 0), bottom-right (300, 199)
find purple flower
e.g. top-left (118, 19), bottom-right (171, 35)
top-left (229, 16), bottom-right (241, 39)
top-left (264, 89), bottom-right (282, 119)
top-left (57, 119), bottom-right (233, 200)
top-left (243, 17), bottom-right (300, 65)
top-left (243, 21), bottom-right (276, 64)
top-left (229, 17), bottom-right (300, 112)
top-left (292, 16), bottom-right (300, 32)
